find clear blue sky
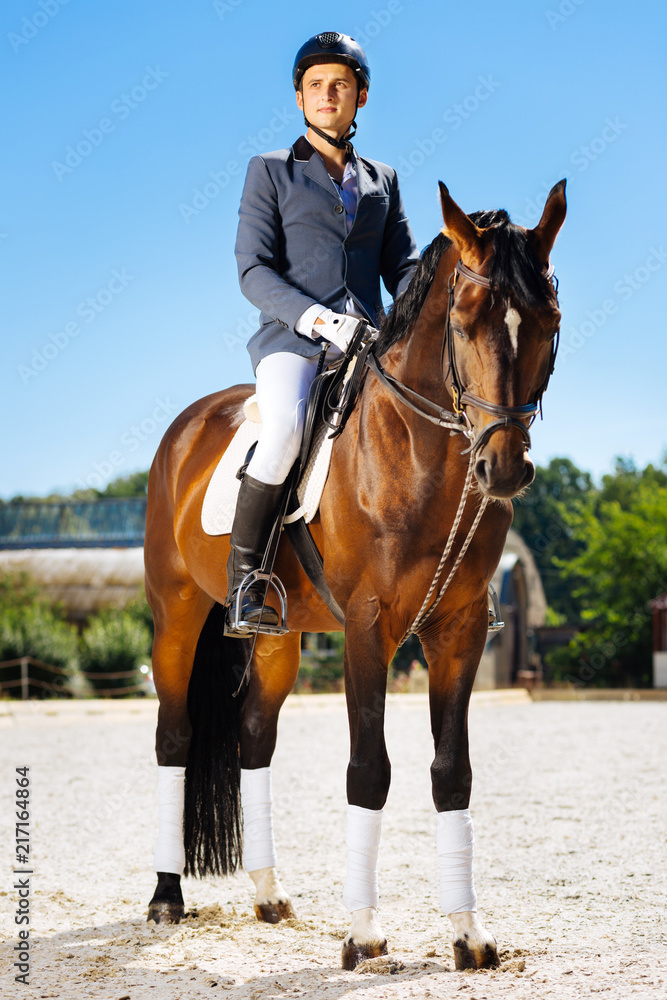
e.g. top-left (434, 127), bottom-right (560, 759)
top-left (2, 0), bottom-right (665, 497)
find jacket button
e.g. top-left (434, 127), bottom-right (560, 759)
top-left (334, 204), bottom-right (344, 214)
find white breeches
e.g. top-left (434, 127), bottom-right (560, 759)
top-left (246, 351), bottom-right (324, 486)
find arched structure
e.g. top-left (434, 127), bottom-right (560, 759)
top-left (475, 528), bottom-right (547, 689)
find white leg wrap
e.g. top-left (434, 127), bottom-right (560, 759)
top-left (241, 767), bottom-right (277, 872)
top-left (343, 805), bottom-right (383, 913)
top-left (154, 765), bottom-right (185, 875)
top-left (436, 808), bottom-right (477, 914)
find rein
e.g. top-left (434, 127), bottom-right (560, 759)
top-left (402, 453), bottom-right (489, 641)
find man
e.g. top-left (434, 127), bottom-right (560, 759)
top-left (227, 31), bottom-right (419, 634)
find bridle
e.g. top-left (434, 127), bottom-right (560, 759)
top-left (365, 256), bottom-right (560, 457)
top-left (445, 259), bottom-right (559, 455)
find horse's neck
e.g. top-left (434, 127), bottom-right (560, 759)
top-left (384, 251), bottom-right (455, 403)
top-left (357, 250), bottom-right (471, 500)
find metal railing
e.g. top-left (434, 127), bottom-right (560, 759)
top-left (0, 499), bottom-right (147, 549)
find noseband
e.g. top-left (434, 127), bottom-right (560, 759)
top-left (366, 257), bottom-right (559, 457)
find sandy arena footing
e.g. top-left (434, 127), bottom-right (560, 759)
top-left (0, 691), bottom-right (665, 999)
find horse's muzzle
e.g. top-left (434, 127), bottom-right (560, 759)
top-left (473, 445), bottom-right (535, 500)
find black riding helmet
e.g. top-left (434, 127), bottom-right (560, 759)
top-left (292, 32), bottom-right (370, 91)
top-left (293, 32), bottom-right (370, 153)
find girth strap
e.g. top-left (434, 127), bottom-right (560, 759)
top-left (284, 516), bottom-right (345, 625)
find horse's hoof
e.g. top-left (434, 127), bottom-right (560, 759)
top-left (254, 899), bottom-right (295, 923)
top-left (342, 938), bottom-right (388, 971)
top-left (453, 938), bottom-right (499, 970)
top-left (449, 912), bottom-right (499, 970)
top-left (147, 900), bottom-right (184, 924)
top-left (148, 872), bottom-right (185, 924)
top-left (249, 868), bottom-right (295, 924)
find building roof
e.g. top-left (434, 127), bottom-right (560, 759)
top-left (0, 547), bottom-right (145, 620)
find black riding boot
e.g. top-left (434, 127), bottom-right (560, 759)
top-left (225, 473), bottom-right (285, 633)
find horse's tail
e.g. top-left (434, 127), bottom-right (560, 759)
top-left (184, 602), bottom-right (250, 877)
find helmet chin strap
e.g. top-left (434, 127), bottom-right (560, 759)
top-left (303, 116), bottom-right (357, 154)
top-left (303, 87), bottom-right (360, 155)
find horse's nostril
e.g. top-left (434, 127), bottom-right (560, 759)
top-left (522, 462), bottom-right (536, 489)
top-left (474, 458), bottom-right (490, 487)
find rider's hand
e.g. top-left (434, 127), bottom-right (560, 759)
top-left (313, 310), bottom-right (360, 352)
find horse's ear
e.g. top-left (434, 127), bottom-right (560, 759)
top-left (438, 181), bottom-right (484, 265)
top-left (526, 179), bottom-right (567, 266)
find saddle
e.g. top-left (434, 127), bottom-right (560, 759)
top-left (283, 323), bottom-right (377, 623)
top-left (236, 322), bottom-right (377, 631)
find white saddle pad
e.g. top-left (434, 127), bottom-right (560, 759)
top-left (201, 395), bottom-right (336, 535)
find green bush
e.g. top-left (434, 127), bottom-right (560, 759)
top-left (80, 607), bottom-right (152, 696)
top-left (0, 572), bottom-right (79, 698)
top-left (294, 633), bottom-right (345, 693)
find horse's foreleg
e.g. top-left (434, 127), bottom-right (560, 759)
top-left (239, 630), bottom-right (301, 923)
top-left (422, 606), bottom-right (499, 970)
top-left (340, 620), bottom-right (391, 970)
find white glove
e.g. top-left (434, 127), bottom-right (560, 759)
top-left (313, 309), bottom-right (360, 352)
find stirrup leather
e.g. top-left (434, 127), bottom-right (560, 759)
top-left (487, 583), bottom-right (505, 633)
top-left (225, 570), bottom-right (289, 638)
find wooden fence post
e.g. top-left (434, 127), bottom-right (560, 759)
top-left (20, 656), bottom-right (29, 701)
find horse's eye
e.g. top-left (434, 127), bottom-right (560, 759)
top-left (453, 328), bottom-right (467, 341)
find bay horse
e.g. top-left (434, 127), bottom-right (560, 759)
top-left (144, 179), bottom-right (566, 971)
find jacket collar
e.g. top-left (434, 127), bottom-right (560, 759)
top-left (292, 134), bottom-right (316, 162)
top-left (292, 135), bottom-right (370, 197)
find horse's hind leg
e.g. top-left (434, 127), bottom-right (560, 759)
top-left (422, 607), bottom-right (500, 970)
top-left (147, 584), bottom-right (213, 923)
top-left (239, 629), bottom-right (302, 923)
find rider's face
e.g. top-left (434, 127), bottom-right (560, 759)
top-left (296, 63), bottom-right (367, 137)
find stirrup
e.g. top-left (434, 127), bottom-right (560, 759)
top-left (224, 570), bottom-right (289, 638)
top-left (487, 583), bottom-right (505, 632)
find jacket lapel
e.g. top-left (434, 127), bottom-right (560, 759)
top-left (352, 149), bottom-right (372, 203)
top-left (292, 137), bottom-right (376, 208)
top-left (293, 136), bottom-right (338, 198)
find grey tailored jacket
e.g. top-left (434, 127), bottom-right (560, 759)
top-left (235, 135), bottom-right (419, 372)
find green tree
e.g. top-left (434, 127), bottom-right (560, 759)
top-left (598, 455), bottom-right (667, 508)
top-left (512, 457), bottom-right (594, 621)
top-left (7, 469), bottom-right (149, 503)
top-left (98, 471), bottom-right (149, 498)
top-left (547, 467), bottom-right (667, 687)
